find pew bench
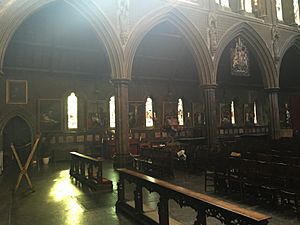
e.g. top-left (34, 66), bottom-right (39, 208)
top-left (133, 147), bottom-right (174, 178)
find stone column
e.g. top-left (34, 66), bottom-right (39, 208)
top-left (112, 79), bottom-right (130, 168)
top-left (202, 85), bottom-right (217, 151)
top-left (266, 88), bottom-right (281, 140)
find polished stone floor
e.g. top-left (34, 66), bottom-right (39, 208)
top-left (0, 161), bottom-right (299, 225)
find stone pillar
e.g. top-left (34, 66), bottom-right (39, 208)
top-left (202, 85), bottom-right (217, 151)
top-left (266, 88), bottom-right (281, 140)
top-left (112, 79), bottom-right (131, 168)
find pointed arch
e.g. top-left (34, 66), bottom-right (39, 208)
top-left (214, 22), bottom-right (278, 89)
top-left (0, 0), bottom-right (123, 79)
top-left (0, 110), bottom-right (34, 137)
top-left (124, 6), bottom-right (213, 86)
top-left (279, 34), bottom-right (300, 72)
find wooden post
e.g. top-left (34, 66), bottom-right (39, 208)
top-left (158, 196), bottom-right (169, 225)
top-left (194, 210), bottom-right (207, 225)
top-left (117, 175), bottom-right (125, 203)
top-left (134, 184), bottom-right (143, 213)
top-left (96, 161), bottom-right (103, 182)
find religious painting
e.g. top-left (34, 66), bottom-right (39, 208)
top-left (280, 103), bottom-right (291, 128)
top-left (244, 103), bottom-right (254, 126)
top-left (128, 101), bottom-right (145, 128)
top-left (231, 37), bottom-right (249, 76)
top-left (220, 103), bottom-right (231, 126)
top-left (87, 100), bottom-right (107, 130)
top-left (39, 99), bottom-right (62, 132)
top-left (192, 103), bottom-right (205, 127)
top-left (6, 80), bottom-right (28, 104)
top-left (163, 101), bottom-right (177, 126)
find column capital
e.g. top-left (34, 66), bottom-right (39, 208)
top-left (200, 84), bottom-right (217, 90)
top-left (111, 78), bottom-right (130, 86)
top-left (265, 87), bottom-right (280, 93)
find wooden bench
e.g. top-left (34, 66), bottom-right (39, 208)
top-left (116, 168), bottom-right (271, 225)
top-left (133, 147), bottom-right (174, 178)
top-left (69, 152), bottom-right (112, 191)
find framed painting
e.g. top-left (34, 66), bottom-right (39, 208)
top-left (38, 99), bottom-right (62, 132)
top-left (162, 101), bottom-right (177, 126)
top-left (220, 103), bottom-right (231, 126)
top-left (192, 103), bottom-right (205, 127)
top-left (87, 100), bottom-right (107, 130)
top-left (6, 80), bottom-right (28, 104)
top-left (244, 103), bottom-right (254, 126)
top-left (129, 101), bottom-right (145, 128)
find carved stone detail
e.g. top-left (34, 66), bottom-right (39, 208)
top-left (118, 0), bottom-right (129, 46)
top-left (207, 12), bottom-right (218, 57)
top-left (271, 25), bottom-right (280, 62)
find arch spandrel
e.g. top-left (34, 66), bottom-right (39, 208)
top-left (0, 0), bottom-right (124, 79)
top-left (214, 22), bottom-right (278, 89)
top-left (124, 6), bottom-right (214, 86)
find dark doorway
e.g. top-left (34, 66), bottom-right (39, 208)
top-left (291, 96), bottom-right (300, 132)
top-left (2, 116), bottom-right (32, 173)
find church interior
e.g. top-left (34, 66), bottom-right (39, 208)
top-left (1, 0), bottom-right (300, 224)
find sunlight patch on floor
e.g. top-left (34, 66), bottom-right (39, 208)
top-left (48, 169), bottom-right (84, 225)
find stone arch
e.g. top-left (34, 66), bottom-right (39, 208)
top-left (214, 22), bottom-right (278, 89)
top-left (124, 6), bottom-right (213, 86)
top-left (278, 34), bottom-right (300, 73)
top-left (0, 111), bottom-right (35, 138)
top-left (0, 0), bottom-right (123, 78)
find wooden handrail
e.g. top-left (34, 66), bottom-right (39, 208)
top-left (70, 151), bottom-right (104, 162)
top-left (117, 168), bottom-right (271, 225)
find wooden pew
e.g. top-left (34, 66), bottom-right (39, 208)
top-left (116, 168), bottom-right (271, 225)
top-left (134, 147), bottom-right (174, 178)
top-left (69, 152), bottom-right (112, 191)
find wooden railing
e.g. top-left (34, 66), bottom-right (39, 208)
top-left (116, 168), bottom-right (271, 225)
top-left (69, 152), bottom-right (112, 191)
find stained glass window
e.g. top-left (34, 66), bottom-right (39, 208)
top-left (178, 98), bottom-right (184, 126)
top-left (294, 0), bottom-right (300, 25)
top-left (67, 92), bottom-right (78, 129)
top-left (276, 0), bottom-right (283, 21)
top-left (244, 0), bottom-right (252, 13)
top-left (145, 97), bottom-right (153, 127)
top-left (254, 101), bottom-right (258, 125)
top-left (231, 100), bottom-right (235, 125)
top-left (109, 96), bottom-right (115, 128)
top-left (215, 0), bottom-right (229, 8)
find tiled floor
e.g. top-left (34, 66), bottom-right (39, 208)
top-left (0, 161), bottom-right (299, 225)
